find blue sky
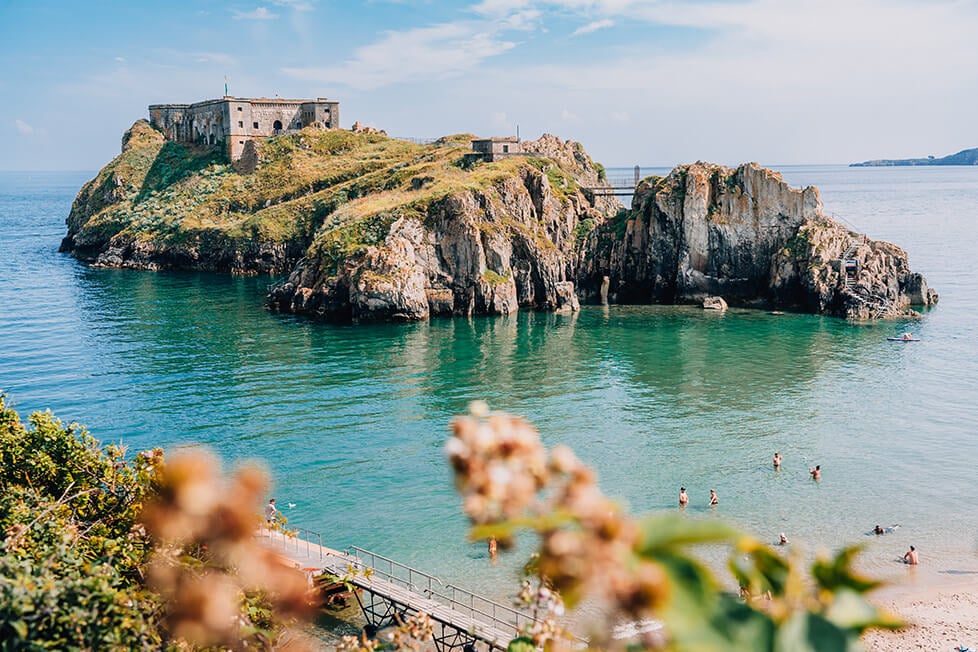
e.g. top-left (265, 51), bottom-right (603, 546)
top-left (2, 0), bottom-right (977, 170)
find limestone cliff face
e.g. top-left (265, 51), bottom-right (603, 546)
top-left (268, 163), bottom-right (599, 321)
top-left (580, 162), bottom-right (938, 318)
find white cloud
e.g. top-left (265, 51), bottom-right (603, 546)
top-left (560, 108), bottom-right (579, 121)
top-left (272, 0), bottom-right (314, 9)
top-left (571, 18), bottom-right (614, 36)
top-left (15, 120), bottom-right (34, 135)
top-left (282, 21), bottom-right (516, 89)
top-left (412, 0), bottom-right (977, 167)
top-left (114, 56), bottom-right (127, 63)
top-left (192, 52), bottom-right (236, 65)
top-left (231, 7), bottom-right (278, 20)
top-left (500, 9), bottom-right (541, 30)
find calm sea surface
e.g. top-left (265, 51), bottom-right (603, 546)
top-left (1, 166), bottom-right (977, 621)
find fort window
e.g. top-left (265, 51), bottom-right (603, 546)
top-left (503, 145), bottom-right (509, 153)
top-left (237, 107), bottom-right (242, 111)
top-left (238, 121), bottom-right (243, 128)
top-left (253, 121), bottom-right (259, 129)
top-left (273, 120), bottom-right (283, 131)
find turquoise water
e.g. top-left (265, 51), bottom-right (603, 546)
top-left (2, 168), bottom-right (977, 614)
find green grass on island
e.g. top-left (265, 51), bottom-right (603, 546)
top-left (69, 121), bottom-right (602, 273)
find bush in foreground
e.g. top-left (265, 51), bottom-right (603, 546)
top-left (0, 395), bottom-right (314, 650)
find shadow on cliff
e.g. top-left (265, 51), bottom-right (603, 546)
top-left (136, 142), bottom-right (226, 203)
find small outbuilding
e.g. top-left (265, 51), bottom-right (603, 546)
top-left (469, 136), bottom-right (522, 162)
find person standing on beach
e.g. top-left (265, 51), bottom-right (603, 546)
top-left (679, 487), bottom-right (689, 507)
top-left (265, 498), bottom-right (278, 523)
top-left (903, 546), bottom-right (919, 565)
top-left (810, 465), bottom-right (821, 481)
top-left (773, 452), bottom-right (782, 469)
top-left (709, 489), bottom-right (718, 506)
top-left (488, 536), bottom-right (498, 563)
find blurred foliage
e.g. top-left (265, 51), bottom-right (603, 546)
top-left (0, 394), bottom-right (163, 649)
top-left (0, 395), bottom-right (314, 651)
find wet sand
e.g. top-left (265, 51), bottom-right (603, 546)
top-left (862, 562), bottom-right (978, 651)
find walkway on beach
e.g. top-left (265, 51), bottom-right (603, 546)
top-left (256, 527), bottom-right (538, 651)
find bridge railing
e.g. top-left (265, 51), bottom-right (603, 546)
top-left (346, 546), bottom-right (443, 596)
top-left (258, 523), bottom-right (326, 561)
top-left (393, 136), bottom-right (440, 145)
top-left (603, 176), bottom-right (638, 188)
top-left (436, 583), bottom-right (541, 635)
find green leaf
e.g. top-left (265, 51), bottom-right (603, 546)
top-left (812, 547), bottom-right (881, 594)
top-left (10, 620), bottom-right (28, 639)
top-left (774, 611), bottom-right (850, 652)
top-left (729, 538), bottom-right (791, 596)
top-left (823, 589), bottom-right (903, 632)
top-left (636, 513), bottom-right (741, 556)
top-left (507, 635), bottom-right (537, 652)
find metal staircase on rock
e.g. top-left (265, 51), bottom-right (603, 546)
top-left (839, 234), bottom-right (889, 318)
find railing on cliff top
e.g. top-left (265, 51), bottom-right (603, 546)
top-left (393, 136), bottom-right (440, 145)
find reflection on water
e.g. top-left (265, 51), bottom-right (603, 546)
top-left (2, 169), bottom-right (978, 614)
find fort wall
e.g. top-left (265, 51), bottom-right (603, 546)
top-left (149, 96), bottom-right (339, 161)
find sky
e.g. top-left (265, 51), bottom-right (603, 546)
top-left (1, 0), bottom-right (977, 170)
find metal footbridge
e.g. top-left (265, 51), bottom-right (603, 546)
top-left (582, 165), bottom-right (643, 196)
top-left (257, 526), bottom-right (542, 651)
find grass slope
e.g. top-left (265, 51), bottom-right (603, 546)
top-left (70, 122), bottom-right (594, 273)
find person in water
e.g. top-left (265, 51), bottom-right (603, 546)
top-left (778, 532), bottom-right (789, 545)
top-left (679, 487), bottom-right (689, 507)
top-left (902, 332), bottom-right (914, 341)
top-left (810, 465), bottom-right (821, 481)
top-left (903, 545), bottom-right (919, 565)
top-left (773, 452), bottom-right (782, 469)
top-left (709, 488), bottom-right (719, 506)
top-left (874, 524), bottom-right (885, 535)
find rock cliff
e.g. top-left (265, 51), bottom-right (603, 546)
top-left (268, 139), bottom-right (608, 321)
top-left (63, 123), bottom-right (936, 321)
top-left (579, 162), bottom-right (937, 318)
top-left (62, 121), bottom-right (610, 320)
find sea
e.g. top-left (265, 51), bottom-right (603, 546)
top-left (1, 165), bottom-right (977, 636)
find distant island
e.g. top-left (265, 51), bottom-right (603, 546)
top-left (851, 146), bottom-right (978, 167)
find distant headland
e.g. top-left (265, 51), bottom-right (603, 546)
top-left (850, 147), bottom-right (978, 167)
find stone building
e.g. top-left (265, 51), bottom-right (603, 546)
top-left (469, 136), bottom-right (523, 162)
top-left (149, 96), bottom-right (339, 161)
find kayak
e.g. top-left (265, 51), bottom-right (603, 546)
top-left (887, 337), bottom-right (920, 342)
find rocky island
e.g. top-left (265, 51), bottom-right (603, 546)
top-left (62, 120), bottom-right (938, 321)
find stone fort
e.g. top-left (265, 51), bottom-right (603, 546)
top-left (149, 96), bottom-right (339, 161)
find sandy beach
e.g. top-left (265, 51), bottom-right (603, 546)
top-left (862, 565), bottom-right (978, 652)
